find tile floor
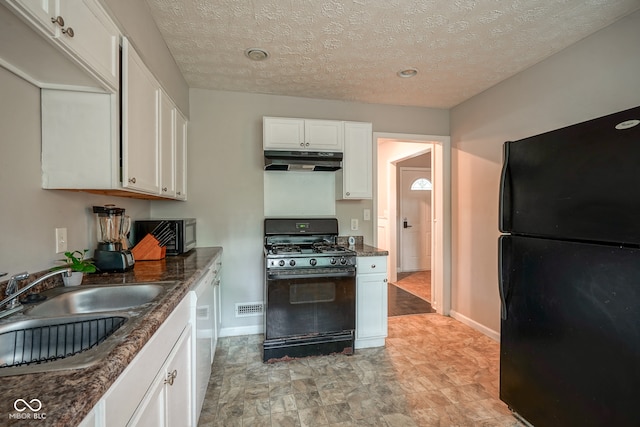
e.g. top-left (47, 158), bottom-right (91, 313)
top-left (197, 313), bottom-right (523, 426)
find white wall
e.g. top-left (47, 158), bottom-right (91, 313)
top-left (0, 67), bottom-right (150, 275)
top-left (450, 10), bottom-right (640, 334)
top-left (151, 90), bottom-right (448, 334)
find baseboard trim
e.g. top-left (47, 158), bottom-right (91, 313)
top-left (449, 310), bottom-right (500, 342)
top-left (220, 324), bottom-right (263, 338)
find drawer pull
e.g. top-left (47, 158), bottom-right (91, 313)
top-left (371, 264), bottom-right (376, 268)
top-left (164, 369), bottom-right (178, 386)
top-left (51, 16), bottom-right (65, 27)
top-left (62, 26), bottom-right (74, 37)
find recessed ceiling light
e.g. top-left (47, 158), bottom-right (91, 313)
top-left (397, 68), bottom-right (418, 78)
top-left (245, 48), bottom-right (270, 61)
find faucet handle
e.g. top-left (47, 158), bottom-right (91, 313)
top-left (6, 272), bottom-right (29, 296)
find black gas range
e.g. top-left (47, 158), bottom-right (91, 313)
top-left (263, 218), bottom-right (356, 362)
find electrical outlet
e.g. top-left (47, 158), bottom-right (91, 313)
top-left (351, 219), bottom-right (358, 231)
top-left (55, 228), bottom-right (68, 253)
top-left (363, 209), bottom-right (371, 221)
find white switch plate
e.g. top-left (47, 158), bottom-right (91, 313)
top-left (363, 209), bottom-right (371, 221)
top-left (55, 227), bottom-right (68, 253)
top-left (351, 219), bottom-right (358, 230)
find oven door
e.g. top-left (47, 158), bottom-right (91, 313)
top-left (265, 268), bottom-right (355, 341)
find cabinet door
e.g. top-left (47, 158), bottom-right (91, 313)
top-left (5, 0), bottom-right (58, 36)
top-left (127, 371), bottom-right (166, 427)
top-left (56, 0), bottom-right (120, 90)
top-left (127, 325), bottom-right (193, 427)
top-left (159, 90), bottom-right (176, 198)
top-left (122, 38), bottom-right (160, 195)
top-left (175, 111), bottom-right (188, 200)
top-left (263, 117), bottom-right (305, 149)
top-left (356, 272), bottom-right (388, 344)
top-left (166, 325), bottom-right (193, 426)
top-left (341, 122), bottom-right (372, 199)
top-left (305, 119), bottom-right (343, 151)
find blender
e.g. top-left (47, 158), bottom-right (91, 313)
top-left (92, 205), bottom-right (135, 272)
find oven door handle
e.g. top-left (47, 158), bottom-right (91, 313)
top-left (267, 269), bottom-right (356, 280)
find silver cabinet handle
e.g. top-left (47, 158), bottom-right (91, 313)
top-left (164, 369), bottom-right (177, 386)
top-left (371, 264), bottom-right (376, 268)
top-left (346, 192), bottom-right (350, 196)
top-left (128, 177), bottom-right (136, 184)
top-left (176, 191), bottom-right (181, 195)
top-left (51, 16), bottom-right (64, 27)
top-left (305, 142), bottom-right (310, 146)
top-left (300, 142), bottom-right (304, 147)
top-left (61, 27), bottom-right (74, 37)
top-left (162, 187), bottom-right (167, 192)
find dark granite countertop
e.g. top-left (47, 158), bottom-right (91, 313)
top-left (1, 247), bottom-right (222, 427)
top-left (350, 243), bottom-right (389, 257)
top-left (336, 236), bottom-right (389, 257)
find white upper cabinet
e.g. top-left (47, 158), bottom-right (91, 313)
top-left (263, 117), bottom-right (344, 152)
top-left (54, 0), bottom-right (120, 91)
top-left (41, 37), bottom-right (188, 201)
top-left (1, 0), bottom-right (120, 91)
top-left (304, 119), bottom-right (344, 151)
top-left (122, 39), bottom-right (160, 195)
top-left (6, 0), bottom-right (57, 35)
top-left (175, 111), bottom-right (188, 200)
top-left (159, 89), bottom-right (177, 198)
top-left (337, 122), bottom-right (373, 199)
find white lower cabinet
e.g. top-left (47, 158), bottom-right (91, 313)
top-left (355, 256), bottom-right (388, 349)
top-left (128, 324), bottom-right (193, 427)
top-left (86, 295), bottom-right (194, 427)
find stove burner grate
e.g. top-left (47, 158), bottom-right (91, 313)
top-left (271, 244), bottom-right (301, 255)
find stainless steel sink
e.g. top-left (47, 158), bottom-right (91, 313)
top-left (27, 284), bottom-right (165, 316)
top-left (0, 313), bottom-right (129, 376)
top-left (0, 281), bottom-right (178, 376)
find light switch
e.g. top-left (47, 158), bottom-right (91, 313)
top-left (363, 209), bottom-right (371, 221)
top-left (55, 228), bottom-right (68, 253)
top-left (351, 219), bottom-right (358, 230)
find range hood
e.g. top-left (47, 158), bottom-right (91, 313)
top-left (264, 150), bottom-right (343, 171)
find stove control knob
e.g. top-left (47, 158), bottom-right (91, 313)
top-left (340, 257), bottom-right (347, 265)
top-left (278, 260), bottom-right (286, 267)
top-left (289, 259), bottom-right (296, 267)
top-left (330, 258), bottom-right (337, 265)
top-left (309, 258), bottom-right (317, 266)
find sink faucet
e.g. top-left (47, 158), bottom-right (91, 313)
top-left (0, 269), bottom-right (72, 319)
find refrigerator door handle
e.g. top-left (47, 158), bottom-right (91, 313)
top-left (499, 141), bottom-right (512, 232)
top-left (498, 235), bottom-right (510, 320)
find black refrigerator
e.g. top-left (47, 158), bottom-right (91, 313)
top-left (498, 105), bottom-right (640, 426)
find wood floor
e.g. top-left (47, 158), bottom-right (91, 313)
top-left (394, 270), bottom-right (432, 302)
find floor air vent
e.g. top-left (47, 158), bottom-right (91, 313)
top-left (235, 302), bottom-right (264, 317)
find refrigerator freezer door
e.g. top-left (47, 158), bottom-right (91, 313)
top-left (499, 105), bottom-right (640, 245)
top-left (499, 235), bottom-right (640, 426)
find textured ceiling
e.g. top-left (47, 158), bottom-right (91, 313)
top-left (144, 0), bottom-right (640, 109)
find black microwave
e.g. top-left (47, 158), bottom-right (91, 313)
top-left (134, 219), bottom-right (196, 256)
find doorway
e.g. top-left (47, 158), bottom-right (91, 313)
top-left (399, 167), bottom-right (432, 273)
top-left (373, 133), bottom-right (451, 316)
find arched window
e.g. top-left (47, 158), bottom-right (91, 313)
top-left (410, 178), bottom-right (432, 191)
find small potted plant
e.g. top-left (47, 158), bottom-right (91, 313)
top-left (53, 250), bottom-right (97, 286)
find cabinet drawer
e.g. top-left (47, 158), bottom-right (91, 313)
top-left (357, 256), bottom-right (387, 274)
